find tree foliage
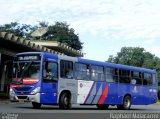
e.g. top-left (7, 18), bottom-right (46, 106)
top-left (42, 22), bottom-right (83, 50)
top-left (107, 47), bottom-right (160, 80)
top-left (0, 22), bottom-right (32, 38)
top-left (0, 21), bottom-right (83, 50)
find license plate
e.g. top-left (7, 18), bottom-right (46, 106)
top-left (19, 100), bottom-right (25, 103)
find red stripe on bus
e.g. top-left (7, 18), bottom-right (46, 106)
top-left (10, 85), bottom-right (20, 89)
top-left (23, 78), bottom-right (39, 84)
top-left (98, 84), bottom-right (108, 104)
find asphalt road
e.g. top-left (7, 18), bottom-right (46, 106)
top-left (0, 102), bottom-right (160, 119)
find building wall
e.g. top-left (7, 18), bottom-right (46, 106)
top-left (0, 53), bottom-right (13, 97)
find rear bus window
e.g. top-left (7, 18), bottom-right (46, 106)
top-left (143, 73), bottom-right (152, 85)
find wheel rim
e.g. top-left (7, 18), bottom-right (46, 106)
top-left (64, 96), bottom-right (69, 106)
top-left (124, 98), bottom-right (130, 108)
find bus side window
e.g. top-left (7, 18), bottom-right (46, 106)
top-left (105, 67), bottom-right (118, 82)
top-left (91, 65), bottom-right (104, 81)
top-left (91, 65), bottom-right (96, 81)
top-left (152, 74), bottom-right (156, 86)
top-left (75, 63), bottom-right (86, 80)
top-left (97, 66), bottom-right (104, 81)
top-left (75, 63), bottom-right (91, 80)
top-left (60, 60), bottom-right (73, 79)
top-left (148, 74), bottom-right (153, 85)
top-left (75, 63), bottom-right (81, 80)
top-left (143, 73), bottom-right (152, 85)
top-left (114, 68), bottom-right (119, 82)
top-left (131, 71), bottom-right (142, 85)
top-left (105, 67), bottom-right (114, 82)
top-left (43, 62), bottom-right (58, 80)
top-left (85, 64), bottom-right (90, 80)
top-left (119, 69), bottom-right (130, 84)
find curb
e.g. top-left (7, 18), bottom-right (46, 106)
top-left (0, 99), bottom-right (10, 104)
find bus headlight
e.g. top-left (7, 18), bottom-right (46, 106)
top-left (10, 88), bottom-right (15, 94)
top-left (30, 87), bottom-right (40, 95)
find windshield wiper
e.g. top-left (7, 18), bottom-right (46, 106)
top-left (18, 62), bottom-right (33, 84)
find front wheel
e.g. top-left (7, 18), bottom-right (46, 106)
top-left (117, 96), bottom-right (131, 110)
top-left (32, 102), bottom-right (41, 109)
top-left (59, 93), bottom-right (71, 109)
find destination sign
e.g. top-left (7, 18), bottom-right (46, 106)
top-left (15, 54), bottom-right (41, 61)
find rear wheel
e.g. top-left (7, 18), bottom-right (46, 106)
top-left (117, 95), bottom-right (131, 110)
top-left (32, 102), bottom-right (41, 109)
top-left (59, 93), bottom-right (71, 109)
top-left (96, 104), bottom-right (109, 110)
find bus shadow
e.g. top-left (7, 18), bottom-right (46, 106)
top-left (13, 102), bottom-right (145, 110)
top-left (14, 106), bottom-right (144, 111)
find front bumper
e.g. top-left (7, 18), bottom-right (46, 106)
top-left (9, 93), bottom-right (40, 103)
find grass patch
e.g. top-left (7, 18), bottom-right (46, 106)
top-left (156, 101), bottom-right (160, 104)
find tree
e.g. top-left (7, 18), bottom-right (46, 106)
top-left (42, 22), bottom-right (83, 50)
top-left (108, 55), bottom-right (115, 63)
top-left (0, 22), bottom-right (33, 39)
top-left (39, 21), bottom-right (48, 27)
top-left (107, 46), bottom-right (160, 80)
top-left (108, 47), bottom-right (145, 67)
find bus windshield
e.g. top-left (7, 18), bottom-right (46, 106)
top-left (12, 62), bottom-right (40, 84)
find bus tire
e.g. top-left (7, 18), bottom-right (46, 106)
top-left (96, 104), bottom-right (109, 110)
top-left (59, 93), bottom-right (71, 109)
top-left (117, 95), bottom-right (131, 110)
top-left (32, 102), bottom-right (41, 109)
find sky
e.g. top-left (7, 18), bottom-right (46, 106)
top-left (0, 0), bottom-right (160, 61)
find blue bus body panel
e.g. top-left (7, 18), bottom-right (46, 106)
top-left (43, 52), bottom-right (59, 61)
top-left (104, 82), bottom-right (119, 104)
top-left (40, 82), bottom-right (58, 104)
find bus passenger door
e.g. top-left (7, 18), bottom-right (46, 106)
top-left (129, 71), bottom-right (143, 104)
top-left (40, 60), bottom-right (58, 104)
top-left (130, 83), bottom-right (143, 104)
top-left (141, 73), bottom-right (158, 104)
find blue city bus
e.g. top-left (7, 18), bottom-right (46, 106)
top-left (10, 52), bottom-right (158, 109)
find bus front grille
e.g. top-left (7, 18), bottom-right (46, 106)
top-left (17, 96), bottom-right (28, 100)
top-left (16, 92), bottom-right (30, 95)
top-left (15, 87), bottom-right (32, 91)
